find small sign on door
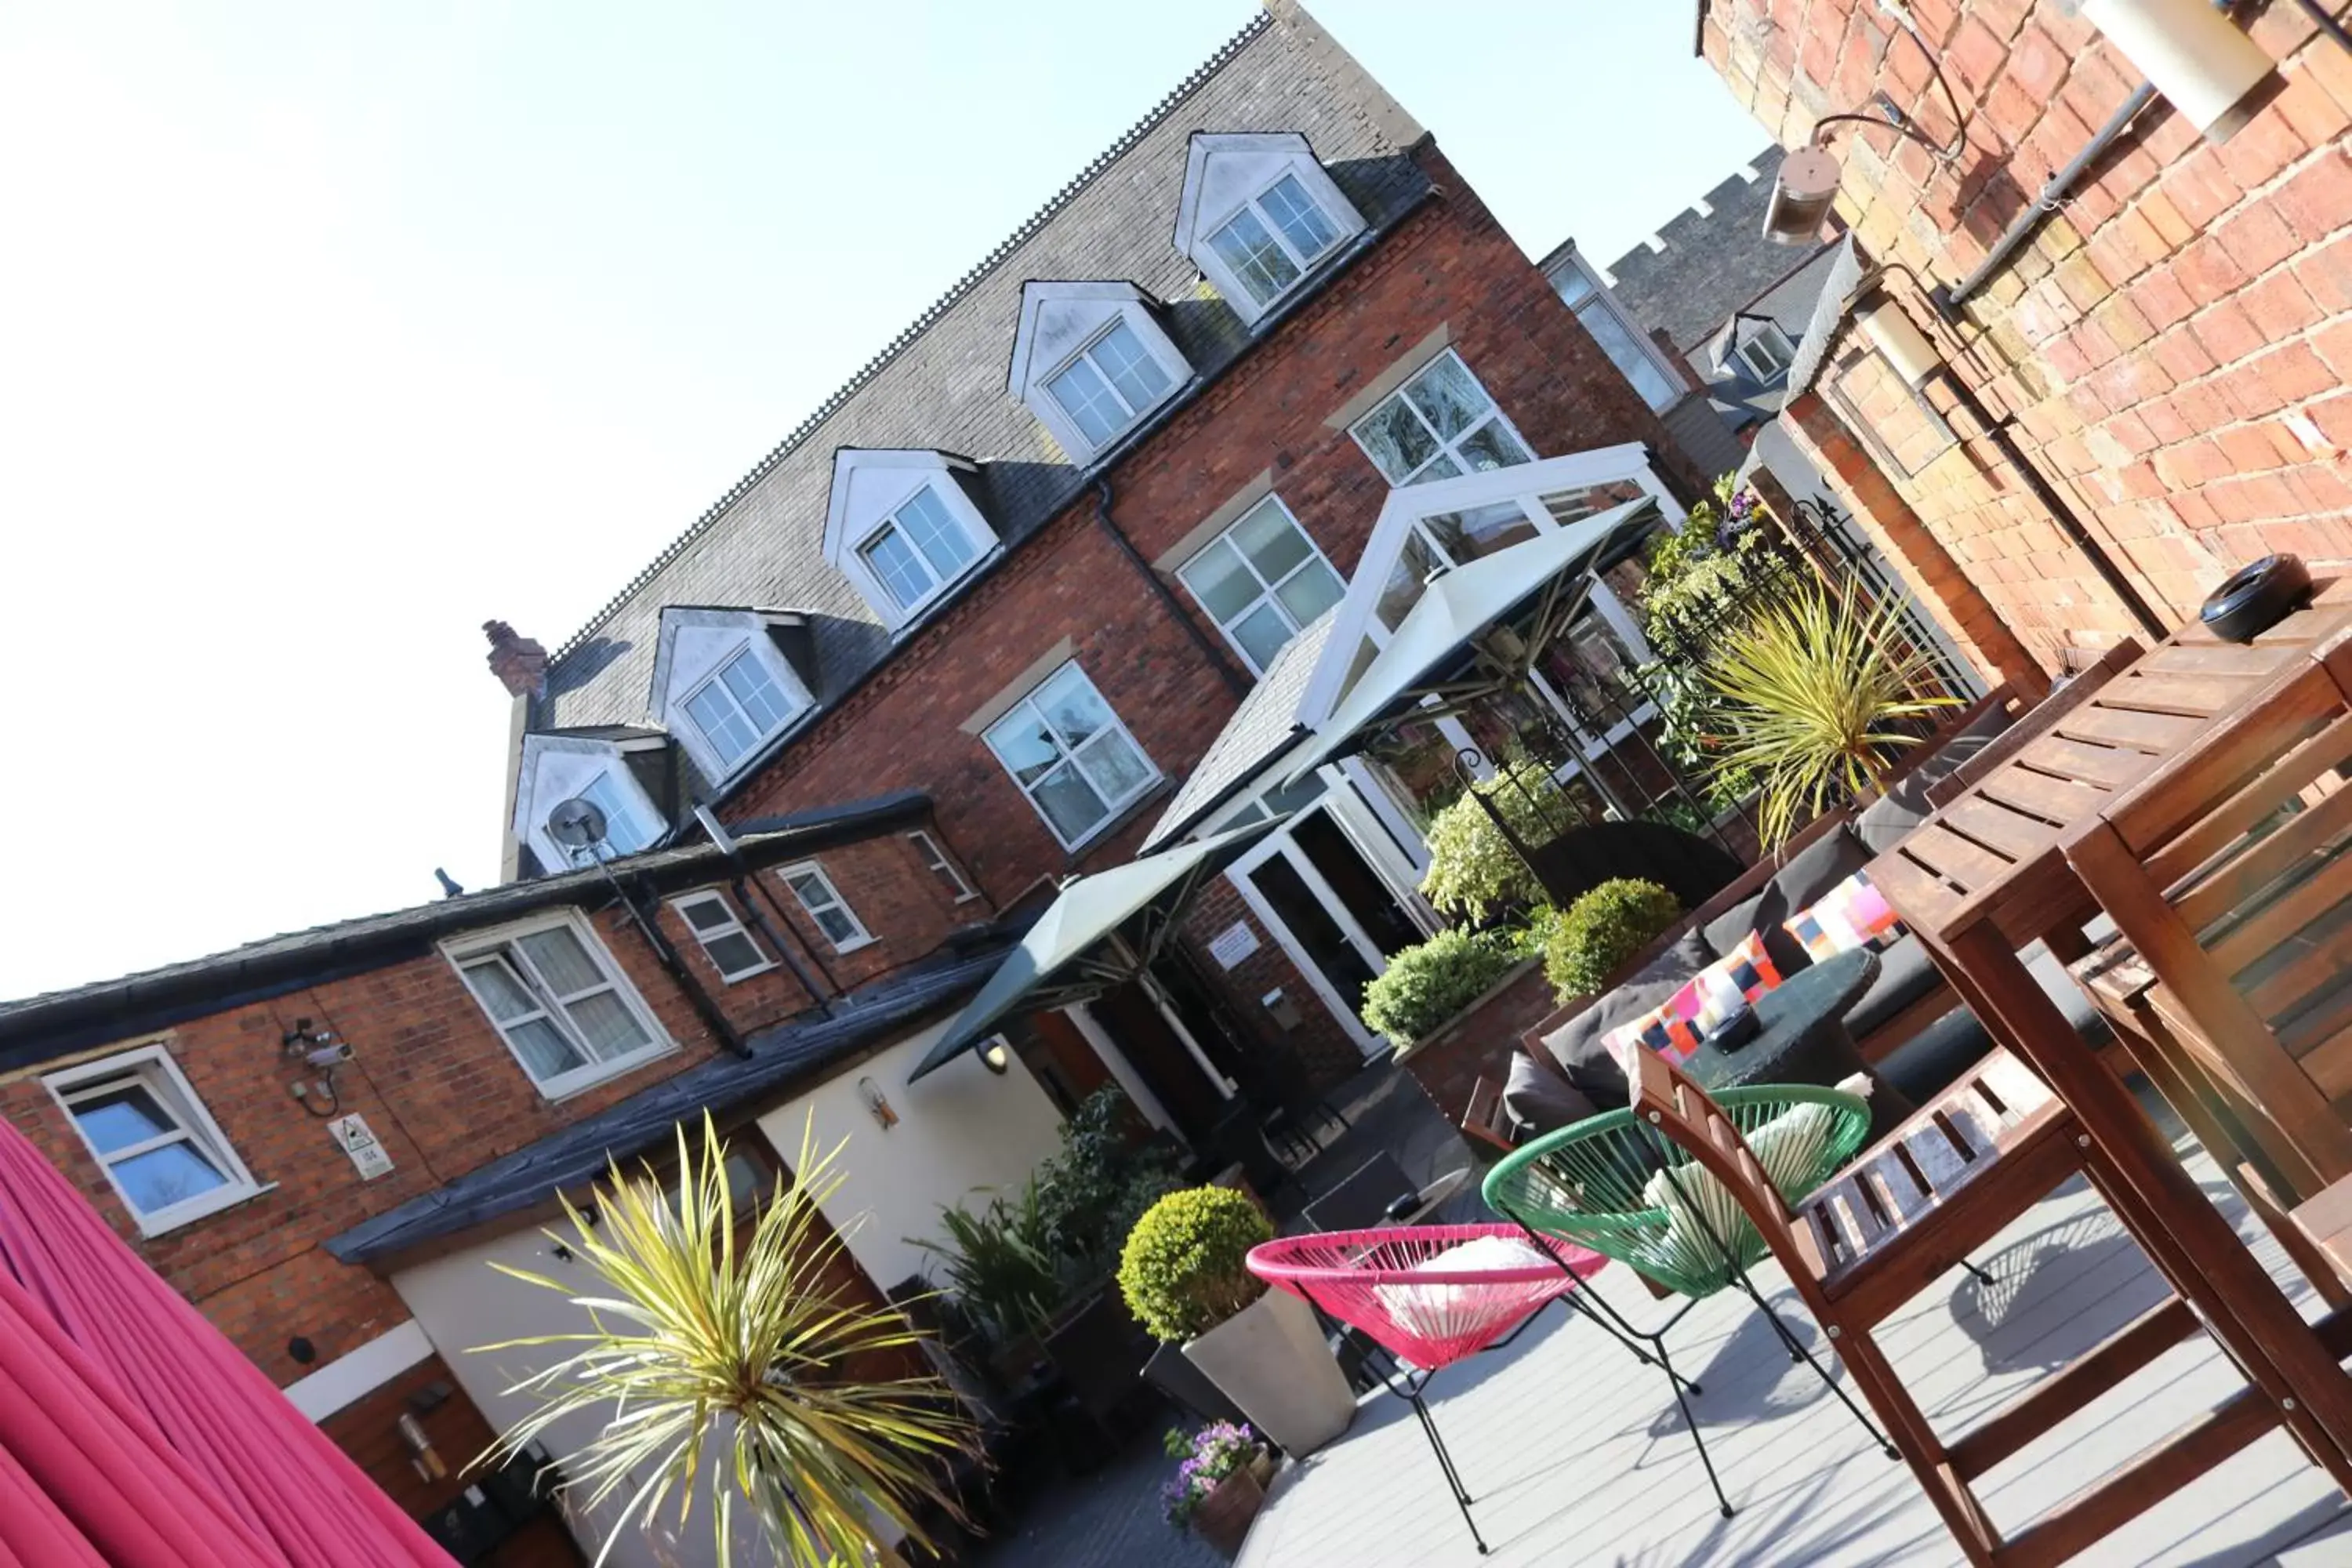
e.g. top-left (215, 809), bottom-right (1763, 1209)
top-left (328, 1114), bottom-right (395, 1181)
top-left (1207, 920), bottom-right (1261, 969)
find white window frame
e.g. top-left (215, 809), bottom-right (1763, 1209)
top-left (1043, 320), bottom-right (1172, 452)
top-left (670, 890), bottom-right (775, 983)
top-left (1549, 251), bottom-right (1683, 412)
top-left (1177, 495), bottom-right (1346, 677)
top-left (514, 735), bottom-right (670, 875)
top-left (650, 608), bottom-right (816, 784)
top-left (45, 1044), bottom-right (263, 1236)
top-left (443, 911), bottom-right (675, 1100)
top-left (822, 452), bottom-right (999, 633)
top-left (983, 663), bottom-right (1163, 851)
top-left (1174, 132), bottom-right (1367, 327)
top-left (680, 649), bottom-right (797, 774)
top-left (778, 861), bottom-right (873, 953)
top-left (908, 829), bottom-right (978, 903)
top-left (855, 483), bottom-right (983, 619)
top-left (1201, 172), bottom-right (1345, 311)
top-left (1347, 350), bottom-right (1535, 488)
top-left (1736, 321), bottom-right (1796, 382)
top-left (1007, 283), bottom-right (1192, 463)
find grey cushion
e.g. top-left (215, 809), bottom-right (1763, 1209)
top-left (1503, 1049), bottom-right (1600, 1139)
top-left (1700, 892), bottom-right (1766, 965)
top-left (1841, 933), bottom-right (1944, 1038)
top-left (1769, 822), bottom-right (1876, 912)
top-left (1702, 888), bottom-right (1813, 979)
top-left (1541, 973), bottom-right (1691, 1105)
top-left (1859, 701), bottom-right (2021, 854)
top-left (1863, 938), bottom-right (2110, 1108)
top-left (1627, 928), bottom-right (1715, 987)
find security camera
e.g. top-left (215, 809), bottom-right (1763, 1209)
top-left (305, 1043), bottom-right (354, 1070)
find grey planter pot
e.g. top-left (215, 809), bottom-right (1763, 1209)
top-left (1181, 1287), bottom-right (1356, 1457)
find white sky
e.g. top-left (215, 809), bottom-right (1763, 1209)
top-left (0, 2), bottom-right (1765, 1000)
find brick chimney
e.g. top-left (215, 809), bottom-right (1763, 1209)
top-left (484, 620), bottom-right (548, 699)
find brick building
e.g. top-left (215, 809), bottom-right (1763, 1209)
top-left (0, 4), bottom-right (1727, 1562)
top-left (0, 794), bottom-right (1065, 1566)
top-left (1695, 0), bottom-right (2352, 681)
top-left (501, 0), bottom-right (1712, 1149)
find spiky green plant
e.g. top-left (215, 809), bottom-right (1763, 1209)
top-left (911, 1179), bottom-right (1062, 1346)
top-left (1702, 587), bottom-right (1958, 848)
top-left (475, 1114), bottom-right (971, 1568)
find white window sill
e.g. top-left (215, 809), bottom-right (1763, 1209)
top-left (1054, 779), bottom-right (1174, 856)
top-left (952, 891), bottom-right (982, 905)
top-left (539, 1044), bottom-right (681, 1104)
top-left (133, 1180), bottom-right (279, 1239)
top-left (715, 960), bottom-right (779, 985)
top-left (829, 935), bottom-right (878, 956)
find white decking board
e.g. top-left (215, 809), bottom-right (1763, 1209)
top-left (1236, 1147), bottom-right (2350, 1568)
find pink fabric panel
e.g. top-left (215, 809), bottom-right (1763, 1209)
top-left (0, 1116), bottom-right (454, 1568)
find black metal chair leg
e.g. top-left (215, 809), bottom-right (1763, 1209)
top-left (1733, 1276), bottom-right (1900, 1459)
top-left (1958, 1257), bottom-right (1997, 1287)
top-left (1655, 1331), bottom-right (1735, 1519)
top-left (1408, 1388), bottom-right (1489, 1554)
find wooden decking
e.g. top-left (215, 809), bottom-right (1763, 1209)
top-left (1237, 1142), bottom-right (2352, 1567)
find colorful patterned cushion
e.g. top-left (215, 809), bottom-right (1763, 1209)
top-left (1602, 932), bottom-right (1785, 1071)
top-left (1783, 870), bottom-right (1903, 961)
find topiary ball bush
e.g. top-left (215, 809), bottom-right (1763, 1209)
top-left (1545, 878), bottom-right (1682, 1000)
top-left (1118, 1186), bottom-right (1275, 1344)
top-left (1359, 927), bottom-right (1526, 1050)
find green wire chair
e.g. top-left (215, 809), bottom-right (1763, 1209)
top-left (1482, 1083), bottom-right (1893, 1515)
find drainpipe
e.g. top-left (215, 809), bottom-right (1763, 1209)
top-left (731, 871), bottom-right (834, 1016)
top-left (602, 866), bottom-right (748, 1058)
top-left (1094, 477), bottom-right (1251, 700)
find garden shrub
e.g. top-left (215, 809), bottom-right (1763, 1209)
top-left (1359, 926), bottom-right (1526, 1049)
top-left (1118, 1187), bottom-right (1274, 1344)
top-left (1544, 878), bottom-right (1682, 1000)
top-left (1417, 757), bottom-right (1560, 919)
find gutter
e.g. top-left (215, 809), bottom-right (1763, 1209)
top-left (702, 181), bottom-right (1446, 814)
top-left (1095, 477), bottom-right (1250, 699)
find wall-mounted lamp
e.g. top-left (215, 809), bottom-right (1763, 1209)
top-left (858, 1076), bottom-right (899, 1131)
top-left (397, 1412), bottom-right (447, 1482)
top-left (2081, 0), bottom-right (2275, 143)
top-left (1857, 299), bottom-right (1944, 390)
top-left (1762, 147), bottom-right (1846, 245)
top-left (978, 1036), bottom-right (1012, 1076)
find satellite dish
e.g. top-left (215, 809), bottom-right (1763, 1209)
top-left (546, 797), bottom-right (608, 851)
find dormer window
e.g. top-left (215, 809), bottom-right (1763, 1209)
top-left (683, 649), bottom-right (795, 769)
top-left (858, 485), bottom-right (979, 613)
top-left (1206, 176), bottom-right (1341, 309)
top-left (650, 608), bottom-right (817, 782)
top-left (1046, 321), bottom-right (1172, 448)
top-left (1007, 282), bottom-right (1192, 463)
top-left (1174, 132), bottom-right (1366, 325)
top-left (825, 449), bottom-right (999, 628)
top-left (513, 733), bottom-right (670, 873)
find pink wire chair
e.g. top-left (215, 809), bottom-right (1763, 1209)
top-left (1248, 1223), bottom-right (1617, 1555)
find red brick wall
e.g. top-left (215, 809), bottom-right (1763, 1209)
top-left (1395, 960), bottom-right (1557, 1126)
top-left (1704, 0), bottom-right (2352, 672)
top-left (1180, 877), bottom-right (1366, 1087)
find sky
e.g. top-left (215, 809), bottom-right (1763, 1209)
top-left (0, 2), bottom-right (1766, 1000)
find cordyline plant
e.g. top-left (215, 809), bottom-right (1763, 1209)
top-left (474, 1113), bottom-right (971, 1568)
top-left (1702, 586), bottom-right (1958, 848)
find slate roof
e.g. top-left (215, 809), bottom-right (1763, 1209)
top-left (325, 937), bottom-right (1018, 1264)
top-left (532, 8), bottom-right (1428, 750)
top-left (0, 791), bottom-right (932, 1065)
top-left (1597, 147), bottom-right (1834, 353)
top-left (1140, 610), bottom-right (1334, 851)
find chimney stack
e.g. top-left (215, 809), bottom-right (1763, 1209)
top-left (484, 620), bottom-right (548, 699)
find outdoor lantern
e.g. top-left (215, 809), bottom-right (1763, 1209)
top-left (858, 1076), bottom-right (898, 1130)
top-left (2081, 0), bottom-right (2275, 142)
top-left (978, 1036), bottom-right (1012, 1076)
top-left (1858, 299), bottom-right (1942, 390)
top-left (397, 1413), bottom-right (446, 1483)
top-left (1761, 146), bottom-right (1842, 245)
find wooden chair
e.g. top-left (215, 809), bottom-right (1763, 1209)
top-left (2058, 653), bottom-right (2352, 1299)
top-left (1620, 1046), bottom-right (2259, 1566)
top-left (1461, 1076), bottom-right (1516, 1152)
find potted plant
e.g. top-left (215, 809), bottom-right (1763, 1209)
top-left (1161, 1421), bottom-right (1277, 1557)
top-left (1704, 586), bottom-right (1959, 848)
top-left (1359, 925), bottom-right (1530, 1052)
top-left (1544, 877), bottom-right (1682, 1000)
top-left (1118, 1187), bottom-right (1356, 1456)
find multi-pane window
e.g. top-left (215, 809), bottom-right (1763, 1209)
top-left (984, 663), bottom-right (1160, 848)
top-left (672, 891), bottom-right (772, 982)
top-left (1554, 265), bottom-right (1678, 411)
top-left (1205, 174), bottom-right (1342, 308)
top-left (908, 829), bottom-right (978, 902)
top-left (779, 862), bottom-right (872, 952)
top-left (1046, 321), bottom-right (1174, 449)
top-left (1736, 324), bottom-right (1795, 382)
top-left (858, 485), bottom-right (980, 614)
top-left (47, 1049), bottom-right (259, 1232)
top-left (453, 917), bottom-right (667, 1097)
top-left (684, 650), bottom-right (797, 771)
top-left (1349, 352), bottom-right (1534, 486)
top-left (1178, 496), bottom-right (1345, 674)
top-left (572, 770), bottom-right (658, 857)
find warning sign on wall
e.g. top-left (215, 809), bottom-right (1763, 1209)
top-left (328, 1114), bottom-right (395, 1181)
top-left (1207, 920), bottom-right (1261, 969)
